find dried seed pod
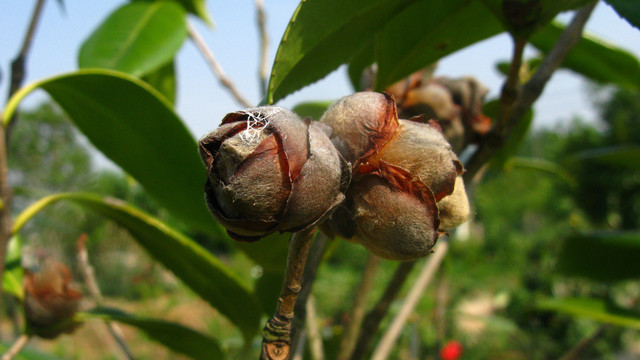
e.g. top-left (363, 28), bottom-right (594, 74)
top-left (321, 92), bottom-right (470, 260)
top-left (24, 261), bottom-right (82, 339)
top-left (319, 92), bottom-right (398, 163)
top-left (199, 107), bottom-right (351, 241)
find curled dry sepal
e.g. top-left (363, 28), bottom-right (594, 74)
top-left (320, 92), bottom-right (470, 261)
top-left (199, 107), bottom-right (351, 241)
top-left (24, 261), bottom-right (83, 339)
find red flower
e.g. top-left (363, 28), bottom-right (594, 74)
top-left (440, 340), bottom-right (463, 360)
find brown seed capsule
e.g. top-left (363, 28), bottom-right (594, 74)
top-left (24, 261), bottom-right (82, 339)
top-left (321, 92), bottom-right (470, 260)
top-left (199, 107), bottom-right (351, 241)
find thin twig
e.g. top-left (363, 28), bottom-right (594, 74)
top-left (1, 334), bottom-right (30, 360)
top-left (498, 36), bottom-right (527, 130)
top-left (434, 271), bottom-right (449, 350)
top-left (0, 0), bottom-right (47, 308)
top-left (187, 22), bottom-right (253, 108)
top-left (463, 1), bottom-right (597, 182)
top-left (305, 295), bottom-right (324, 360)
top-left (261, 228), bottom-right (317, 360)
top-left (255, 0), bottom-right (269, 97)
top-left (372, 239), bottom-right (450, 360)
top-left (559, 324), bottom-right (609, 360)
top-left (337, 254), bottom-right (382, 360)
top-left (349, 260), bottom-right (417, 360)
top-left (76, 235), bottom-right (136, 360)
top-left (291, 233), bottom-right (329, 354)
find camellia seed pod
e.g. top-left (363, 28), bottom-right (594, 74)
top-left (321, 92), bottom-right (469, 260)
top-left (24, 261), bottom-right (82, 339)
top-left (199, 107), bottom-right (351, 241)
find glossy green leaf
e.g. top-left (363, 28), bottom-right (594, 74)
top-left (143, 60), bottom-right (177, 104)
top-left (347, 42), bottom-right (375, 91)
top-left (504, 157), bottom-right (577, 188)
top-left (3, 69), bottom-right (222, 239)
top-left (255, 270), bottom-right (285, 315)
top-left (538, 297), bottom-right (640, 330)
top-left (292, 100), bottom-right (333, 121)
top-left (2, 235), bottom-right (24, 300)
top-left (79, 2), bottom-right (187, 77)
top-left (480, 0), bottom-right (592, 37)
top-left (131, 0), bottom-right (213, 25)
top-left (374, 0), bottom-right (504, 90)
top-left (557, 231), bottom-right (640, 282)
top-left (267, 0), bottom-right (415, 104)
top-left (530, 22), bottom-right (640, 92)
top-left (236, 232), bottom-right (289, 273)
top-left (568, 145), bottom-right (640, 170)
top-left (483, 99), bottom-right (534, 169)
top-left (80, 307), bottom-right (224, 359)
top-left (13, 192), bottom-right (261, 341)
top-left (605, 0), bottom-right (640, 31)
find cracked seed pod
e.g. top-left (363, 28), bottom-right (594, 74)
top-left (24, 261), bottom-right (82, 339)
top-left (321, 92), bottom-right (470, 260)
top-left (199, 107), bottom-right (351, 241)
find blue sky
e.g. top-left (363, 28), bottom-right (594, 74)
top-left (1, 0), bottom-right (639, 143)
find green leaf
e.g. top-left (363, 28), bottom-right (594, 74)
top-left (142, 60), bottom-right (177, 104)
top-left (557, 231), bottom-right (640, 282)
top-left (0, 343), bottom-right (63, 360)
top-left (13, 192), bottom-right (262, 341)
top-left (538, 297), bottom-right (640, 330)
top-left (3, 69), bottom-right (221, 239)
top-left (374, 0), bottom-right (504, 90)
top-left (480, 0), bottom-right (592, 37)
top-left (80, 307), bottom-right (225, 359)
top-left (605, 0), bottom-right (640, 31)
top-left (568, 145), bottom-right (640, 170)
top-left (2, 235), bottom-right (24, 300)
top-left (347, 42), bottom-right (375, 91)
top-left (504, 157), bottom-right (577, 188)
top-left (267, 0), bottom-right (415, 104)
top-left (530, 22), bottom-right (640, 92)
top-left (235, 232), bottom-right (289, 273)
top-left (292, 101), bottom-right (333, 121)
top-left (483, 99), bottom-right (534, 168)
top-left (79, 2), bottom-right (187, 77)
top-left (255, 270), bottom-right (285, 315)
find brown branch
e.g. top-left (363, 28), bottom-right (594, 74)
top-left (291, 232), bottom-right (330, 354)
top-left (559, 324), bottom-right (609, 360)
top-left (187, 22), bottom-right (253, 108)
top-left (349, 260), bottom-right (417, 360)
top-left (1, 334), bottom-right (30, 360)
top-left (463, 1), bottom-right (597, 182)
top-left (337, 254), bottom-right (382, 360)
top-left (261, 227), bottom-right (317, 360)
top-left (76, 235), bottom-right (136, 360)
top-left (498, 36), bottom-right (527, 130)
top-left (255, 0), bottom-right (269, 97)
top-left (305, 295), bottom-right (324, 360)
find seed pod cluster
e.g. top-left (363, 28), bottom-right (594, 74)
top-left (320, 92), bottom-right (470, 261)
top-left (200, 92), bottom-right (470, 260)
top-left (386, 72), bottom-right (491, 153)
top-left (199, 107), bottom-right (350, 241)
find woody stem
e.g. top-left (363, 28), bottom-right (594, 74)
top-left (260, 227), bottom-right (316, 360)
